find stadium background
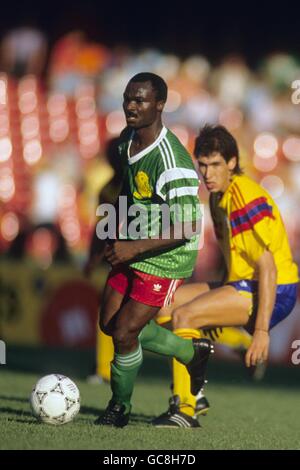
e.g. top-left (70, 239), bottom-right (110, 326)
top-left (0, 1), bottom-right (300, 370)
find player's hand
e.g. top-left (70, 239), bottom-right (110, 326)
top-left (105, 241), bottom-right (139, 266)
top-left (245, 330), bottom-right (270, 367)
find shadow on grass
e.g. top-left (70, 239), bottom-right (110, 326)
top-left (79, 404), bottom-right (102, 417)
top-left (0, 394), bottom-right (153, 426)
top-left (6, 417), bottom-right (40, 425)
top-left (0, 395), bottom-right (28, 403)
top-left (0, 406), bottom-right (32, 417)
top-left (130, 413), bottom-right (152, 425)
top-left (79, 405), bottom-right (152, 425)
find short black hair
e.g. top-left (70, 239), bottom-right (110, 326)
top-left (129, 72), bottom-right (168, 102)
top-left (194, 125), bottom-right (243, 175)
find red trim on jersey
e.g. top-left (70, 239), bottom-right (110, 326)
top-left (230, 197), bottom-right (274, 237)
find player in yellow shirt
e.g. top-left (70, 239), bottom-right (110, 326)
top-left (153, 124), bottom-right (299, 427)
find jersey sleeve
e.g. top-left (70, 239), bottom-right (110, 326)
top-left (155, 164), bottom-right (201, 224)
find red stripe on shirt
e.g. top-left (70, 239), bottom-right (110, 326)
top-left (231, 208), bottom-right (274, 236)
top-left (230, 197), bottom-right (273, 220)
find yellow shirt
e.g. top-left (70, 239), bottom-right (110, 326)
top-left (210, 174), bottom-right (299, 284)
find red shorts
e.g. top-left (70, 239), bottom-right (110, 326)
top-left (107, 265), bottom-right (184, 307)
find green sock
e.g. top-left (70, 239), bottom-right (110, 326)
top-left (139, 320), bottom-right (194, 365)
top-left (110, 343), bottom-right (143, 413)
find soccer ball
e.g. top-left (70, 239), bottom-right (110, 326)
top-left (30, 374), bottom-right (80, 425)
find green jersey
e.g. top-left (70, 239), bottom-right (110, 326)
top-left (118, 126), bottom-right (201, 279)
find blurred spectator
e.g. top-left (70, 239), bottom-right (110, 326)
top-left (48, 31), bottom-right (109, 96)
top-left (212, 55), bottom-right (251, 107)
top-left (0, 26), bottom-right (47, 77)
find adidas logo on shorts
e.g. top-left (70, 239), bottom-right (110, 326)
top-left (153, 283), bottom-right (162, 292)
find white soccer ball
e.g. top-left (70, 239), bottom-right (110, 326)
top-left (30, 374), bottom-right (80, 425)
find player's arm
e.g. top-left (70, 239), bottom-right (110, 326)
top-left (245, 249), bottom-right (277, 367)
top-left (105, 220), bottom-right (200, 266)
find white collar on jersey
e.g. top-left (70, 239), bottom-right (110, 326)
top-left (127, 126), bottom-right (168, 164)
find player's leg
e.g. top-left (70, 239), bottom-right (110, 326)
top-left (155, 282), bottom-right (210, 326)
top-left (153, 282), bottom-right (211, 405)
top-left (152, 283), bottom-right (212, 427)
top-left (95, 297), bottom-right (158, 427)
top-left (154, 326), bottom-right (254, 426)
top-left (97, 270), bottom-right (213, 427)
top-left (173, 285), bottom-right (251, 330)
top-left (88, 282), bottom-right (118, 384)
top-left (131, 273), bottom-right (213, 389)
top-left (97, 297), bottom-right (204, 427)
top-left (99, 282), bottom-right (126, 335)
top-left (172, 286), bottom-right (249, 412)
top-left (85, 279), bottom-right (125, 384)
top-left (170, 286), bottom-right (249, 420)
top-left (93, 284), bottom-right (209, 385)
top-left (153, 285), bottom-right (251, 427)
top-left (87, 328), bottom-right (114, 384)
top-left (86, 268), bottom-right (126, 384)
top-left (96, 329), bottom-right (114, 382)
top-left (111, 300), bottom-right (159, 414)
top-left (98, 300), bottom-right (213, 427)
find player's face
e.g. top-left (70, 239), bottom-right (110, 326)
top-left (197, 152), bottom-right (237, 193)
top-left (123, 81), bottom-right (163, 129)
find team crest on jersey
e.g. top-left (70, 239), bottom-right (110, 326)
top-left (133, 171), bottom-right (153, 199)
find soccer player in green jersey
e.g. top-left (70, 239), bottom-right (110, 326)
top-left (95, 73), bottom-right (213, 428)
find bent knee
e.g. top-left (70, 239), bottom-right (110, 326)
top-left (113, 318), bottom-right (140, 345)
top-left (172, 305), bottom-right (193, 328)
top-left (113, 327), bottom-right (138, 349)
top-left (99, 315), bottom-right (113, 336)
top-left (172, 305), bottom-right (209, 329)
top-left (99, 322), bottom-right (111, 336)
top-left (155, 305), bottom-right (173, 325)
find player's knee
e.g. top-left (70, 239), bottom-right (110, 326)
top-left (172, 305), bottom-right (193, 329)
top-left (157, 305), bottom-right (174, 319)
top-left (99, 315), bottom-right (112, 336)
top-left (99, 323), bottom-right (110, 336)
top-left (113, 328), bottom-right (136, 349)
top-left (113, 320), bottom-right (139, 348)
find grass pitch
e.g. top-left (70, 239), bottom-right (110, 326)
top-left (0, 346), bottom-right (299, 450)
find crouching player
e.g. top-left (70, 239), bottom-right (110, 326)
top-left (153, 125), bottom-right (299, 427)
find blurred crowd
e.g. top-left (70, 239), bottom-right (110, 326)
top-left (0, 26), bottom-right (300, 276)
